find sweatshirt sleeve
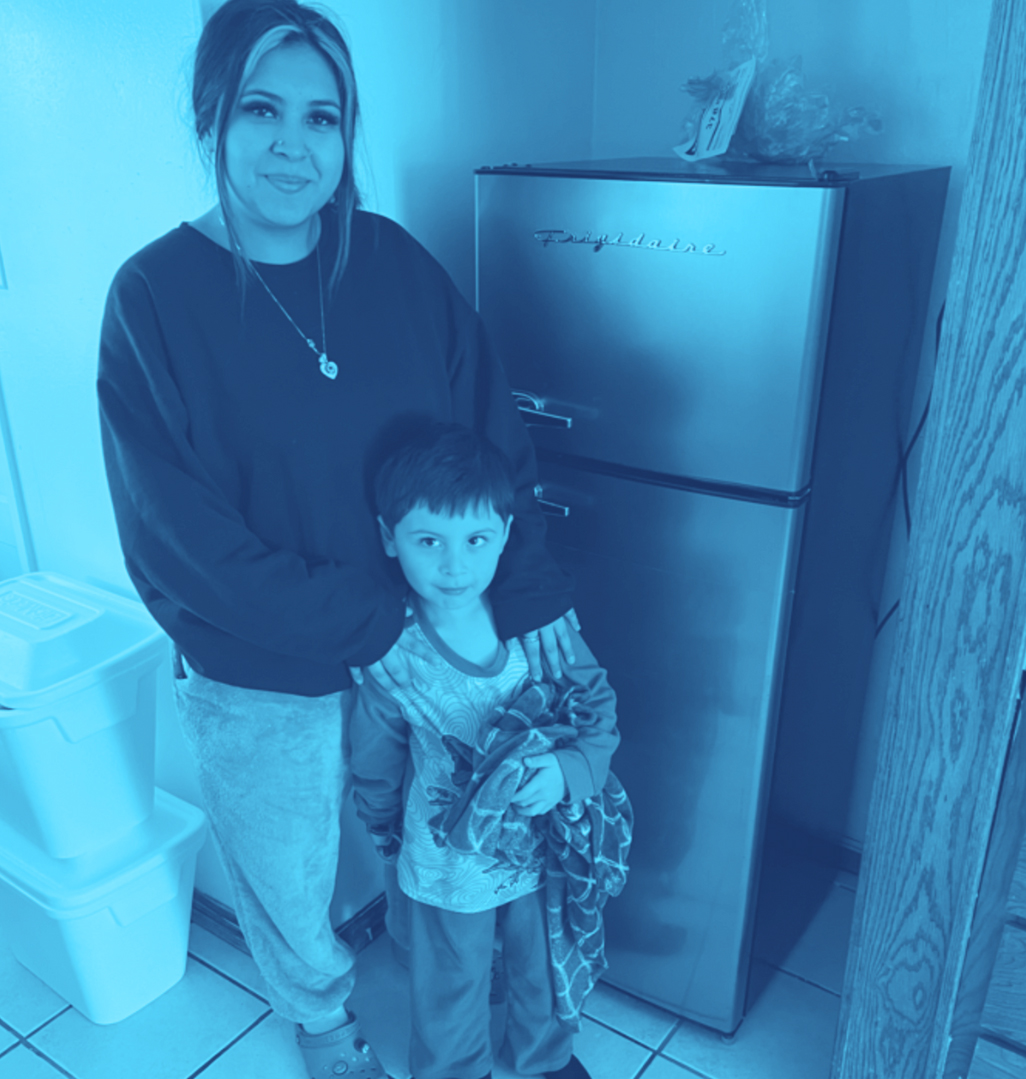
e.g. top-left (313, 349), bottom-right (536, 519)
top-left (549, 626), bottom-right (621, 804)
top-left (97, 263), bottom-right (405, 668)
top-left (445, 295), bottom-right (575, 642)
top-left (350, 674), bottom-right (410, 831)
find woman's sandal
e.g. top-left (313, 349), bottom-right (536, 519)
top-left (295, 1013), bottom-right (389, 1078)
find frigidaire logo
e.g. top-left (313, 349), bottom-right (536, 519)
top-left (533, 229), bottom-right (727, 255)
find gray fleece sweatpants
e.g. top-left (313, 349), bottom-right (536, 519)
top-left (172, 654), bottom-right (357, 1025)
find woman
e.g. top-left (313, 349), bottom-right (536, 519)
top-left (97, 1), bottom-right (576, 1076)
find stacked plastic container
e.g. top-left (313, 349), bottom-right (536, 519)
top-left (0, 572), bottom-right (206, 1023)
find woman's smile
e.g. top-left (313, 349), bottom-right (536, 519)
top-left (263, 173), bottom-right (314, 192)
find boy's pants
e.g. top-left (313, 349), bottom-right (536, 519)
top-left (172, 654), bottom-right (357, 1024)
top-left (408, 888), bottom-right (575, 1079)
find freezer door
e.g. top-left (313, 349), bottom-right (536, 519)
top-left (476, 173), bottom-right (844, 493)
top-left (534, 461), bottom-right (803, 1032)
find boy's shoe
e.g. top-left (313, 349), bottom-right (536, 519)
top-left (295, 1013), bottom-right (389, 1078)
top-left (544, 1056), bottom-right (592, 1079)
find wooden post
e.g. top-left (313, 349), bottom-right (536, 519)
top-left (832, 1), bottom-right (1026, 1077)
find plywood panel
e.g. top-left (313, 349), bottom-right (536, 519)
top-left (968, 1038), bottom-right (1026, 1079)
top-left (831, 0), bottom-right (1026, 1075)
top-left (981, 924), bottom-right (1026, 1048)
top-left (1007, 838), bottom-right (1026, 921)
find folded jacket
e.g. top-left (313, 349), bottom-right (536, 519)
top-left (431, 680), bottom-right (633, 1024)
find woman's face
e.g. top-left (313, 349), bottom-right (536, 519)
top-left (222, 42), bottom-right (345, 253)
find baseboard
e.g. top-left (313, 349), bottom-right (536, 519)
top-left (191, 891), bottom-right (250, 953)
top-left (191, 889), bottom-right (389, 957)
top-left (764, 815), bottom-right (864, 878)
top-left (834, 841), bottom-right (863, 878)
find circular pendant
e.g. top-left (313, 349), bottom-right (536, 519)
top-left (319, 355), bottom-right (338, 380)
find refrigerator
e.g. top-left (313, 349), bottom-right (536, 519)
top-left (474, 158), bottom-right (949, 1033)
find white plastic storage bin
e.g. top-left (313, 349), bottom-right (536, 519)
top-left (0, 573), bottom-right (166, 858)
top-left (0, 788), bottom-right (206, 1024)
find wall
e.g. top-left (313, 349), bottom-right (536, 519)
top-left (0, 1), bottom-right (209, 595)
top-left (591, 0), bottom-right (993, 850)
top-left (339, 0), bottom-right (596, 300)
top-left (593, 0), bottom-right (989, 170)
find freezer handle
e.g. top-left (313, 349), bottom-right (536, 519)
top-left (533, 484), bottom-right (570, 518)
top-left (512, 390), bottom-right (572, 429)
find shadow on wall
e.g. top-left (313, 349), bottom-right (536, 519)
top-left (384, 1), bottom-right (597, 300)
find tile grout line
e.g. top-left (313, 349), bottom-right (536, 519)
top-left (187, 951), bottom-right (271, 1005)
top-left (185, 1008), bottom-right (274, 1079)
top-left (27, 1006), bottom-right (73, 1039)
top-left (655, 1017), bottom-right (682, 1054)
top-left (17, 1040), bottom-right (78, 1079)
top-left (632, 1050), bottom-right (657, 1078)
top-left (581, 1008), bottom-right (725, 1079)
top-left (639, 957), bottom-right (846, 1079)
top-left (0, 1001), bottom-right (81, 1079)
top-left (0, 1015), bottom-right (28, 1068)
top-left (763, 961), bottom-right (843, 1000)
top-left (651, 1018), bottom-right (719, 1079)
top-left (659, 1057), bottom-right (718, 1079)
top-left (635, 1044), bottom-right (715, 1079)
top-left (583, 1010), bottom-right (677, 1055)
top-left (0, 1005), bottom-right (80, 1076)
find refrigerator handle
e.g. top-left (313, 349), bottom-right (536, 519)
top-left (512, 390), bottom-right (573, 429)
top-left (533, 484), bottom-right (570, 518)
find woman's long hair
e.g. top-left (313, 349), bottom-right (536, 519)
top-left (192, 0), bottom-right (359, 296)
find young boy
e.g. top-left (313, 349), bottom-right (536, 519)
top-left (350, 424), bottom-right (626, 1079)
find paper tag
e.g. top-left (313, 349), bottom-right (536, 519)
top-left (674, 57), bottom-right (758, 162)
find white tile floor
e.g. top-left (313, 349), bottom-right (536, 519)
top-left (0, 869), bottom-right (853, 1079)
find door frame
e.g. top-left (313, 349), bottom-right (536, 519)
top-left (831, 1), bottom-right (1026, 1075)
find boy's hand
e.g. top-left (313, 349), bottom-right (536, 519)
top-left (511, 753), bottom-right (567, 816)
top-left (369, 829), bottom-right (401, 863)
top-left (520, 609), bottom-right (580, 682)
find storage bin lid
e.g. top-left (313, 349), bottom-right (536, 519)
top-left (0, 788), bottom-right (206, 917)
top-left (0, 573), bottom-right (163, 707)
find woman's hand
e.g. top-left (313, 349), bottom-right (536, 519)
top-left (349, 633), bottom-right (441, 693)
top-left (511, 753), bottom-right (567, 816)
top-left (519, 608), bottom-right (580, 682)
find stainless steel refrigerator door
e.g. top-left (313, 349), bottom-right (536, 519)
top-left (476, 173), bottom-right (844, 493)
top-left (534, 461), bottom-right (803, 1032)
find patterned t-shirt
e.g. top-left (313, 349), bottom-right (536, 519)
top-left (367, 614), bottom-right (545, 912)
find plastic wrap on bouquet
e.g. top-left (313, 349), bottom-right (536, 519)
top-left (733, 55), bottom-right (882, 164)
top-left (677, 0), bottom-right (881, 165)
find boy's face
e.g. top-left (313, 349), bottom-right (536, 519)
top-left (379, 501), bottom-right (512, 615)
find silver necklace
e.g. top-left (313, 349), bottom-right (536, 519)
top-left (249, 249), bottom-right (337, 380)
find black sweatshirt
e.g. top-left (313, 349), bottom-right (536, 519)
top-left (98, 210), bottom-right (573, 696)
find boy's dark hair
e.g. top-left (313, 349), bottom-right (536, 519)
top-left (374, 424), bottom-right (516, 529)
